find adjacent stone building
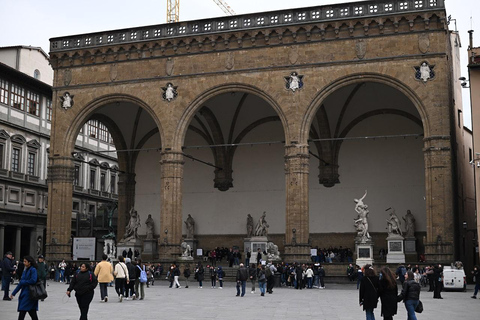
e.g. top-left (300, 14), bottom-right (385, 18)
top-left (46, 0), bottom-right (474, 263)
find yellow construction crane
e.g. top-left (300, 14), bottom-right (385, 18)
top-left (166, 0), bottom-right (235, 23)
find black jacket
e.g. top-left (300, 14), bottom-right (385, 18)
top-left (359, 276), bottom-right (379, 310)
top-left (398, 279), bottom-right (420, 301)
top-left (1, 256), bottom-right (15, 276)
top-left (378, 278), bottom-right (398, 317)
top-left (67, 270), bottom-right (98, 296)
top-left (126, 262), bottom-right (137, 280)
top-left (236, 267), bottom-right (248, 281)
top-left (249, 267), bottom-right (257, 280)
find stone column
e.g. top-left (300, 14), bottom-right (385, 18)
top-left (283, 144), bottom-right (311, 262)
top-left (45, 156), bottom-right (74, 261)
top-left (15, 227), bottom-right (21, 258)
top-left (159, 151), bottom-right (184, 259)
top-left (117, 172), bottom-right (136, 240)
top-left (423, 136), bottom-right (454, 262)
top-left (0, 224), bottom-right (4, 257)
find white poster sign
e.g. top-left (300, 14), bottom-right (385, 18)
top-left (73, 237), bottom-right (96, 260)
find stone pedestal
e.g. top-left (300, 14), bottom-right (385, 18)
top-left (404, 237), bottom-right (417, 262)
top-left (386, 235), bottom-right (405, 264)
top-left (245, 236), bottom-right (268, 255)
top-left (117, 239), bottom-right (142, 260)
top-left (355, 238), bottom-right (374, 266)
top-left (142, 239), bottom-right (159, 260)
top-left (103, 239), bottom-right (117, 261)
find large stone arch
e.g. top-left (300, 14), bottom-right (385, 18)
top-left (174, 83), bottom-right (289, 150)
top-left (300, 73), bottom-right (429, 143)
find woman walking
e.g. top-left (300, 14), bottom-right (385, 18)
top-left (10, 256), bottom-right (39, 320)
top-left (113, 256), bottom-right (129, 302)
top-left (359, 264), bottom-right (379, 320)
top-left (257, 265), bottom-right (267, 296)
top-left (66, 263), bottom-right (98, 320)
top-left (378, 267), bottom-right (398, 320)
top-left (249, 264), bottom-right (257, 293)
top-left (398, 271), bottom-right (421, 320)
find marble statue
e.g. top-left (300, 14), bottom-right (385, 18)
top-left (61, 92), bottom-right (74, 109)
top-left (402, 209), bottom-right (416, 238)
top-left (184, 214), bottom-right (195, 239)
top-left (288, 72), bottom-right (301, 92)
top-left (266, 242), bottom-right (281, 260)
top-left (386, 208), bottom-right (403, 236)
top-left (165, 83), bottom-right (175, 101)
top-left (353, 190), bottom-right (371, 240)
top-left (246, 214), bottom-right (254, 238)
top-left (123, 206), bottom-right (141, 242)
top-left (181, 240), bottom-right (192, 257)
top-left (254, 211), bottom-right (269, 237)
top-left (419, 62), bottom-right (431, 82)
top-left (145, 214), bottom-right (155, 240)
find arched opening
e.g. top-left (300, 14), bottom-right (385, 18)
top-left (181, 89), bottom-right (286, 249)
top-left (307, 81), bottom-right (425, 253)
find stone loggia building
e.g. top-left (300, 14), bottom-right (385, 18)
top-left (47, 0), bottom-right (474, 263)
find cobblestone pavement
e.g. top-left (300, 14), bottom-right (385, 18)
top-left (1, 280), bottom-right (479, 319)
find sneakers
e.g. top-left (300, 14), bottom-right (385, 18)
top-left (472, 296), bottom-right (477, 299)
top-left (132, 294), bottom-right (136, 300)
top-left (219, 287), bottom-right (222, 289)
top-left (3, 297), bottom-right (12, 301)
top-left (119, 295), bottom-right (123, 302)
top-left (104, 296), bottom-right (108, 302)
top-left (251, 291), bottom-right (254, 294)
top-left (261, 293), bottom-right (265, 296)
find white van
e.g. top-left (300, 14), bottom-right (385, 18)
top-left (443, 266), bottom-right (466, 291)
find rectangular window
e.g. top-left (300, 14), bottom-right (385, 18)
top-left (27, 152), bottom-right (36, 176)
top-left (46, 99), bottom-right (52, 121)
top-left (90, 169), bottom-right (96, 190)
top-left (26, 91), bottom-right (40, 116)
top-left (88, 120), bottom-right (98, 138)
top-left (74, 165), bottom-right (80, 186)
top-left (110, 174), bottom-right (116, 193)
top-left (10, 84), bottom-right (25, 111)
top-left (0, 144), bottom-right (4, 169)
top-left (98, 122), bottom-right (108, 143)
top-left (0, 78), bottom-right (8, 104)
top-left (100, 172), bottom-right (106, 191)
top-left (12, 148), bottom-right (20, 172)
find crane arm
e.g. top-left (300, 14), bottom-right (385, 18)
top-left (212, 0), bottom-right (235, 15)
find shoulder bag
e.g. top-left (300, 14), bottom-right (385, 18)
top-left (29, 280), bottom-right (48, 300)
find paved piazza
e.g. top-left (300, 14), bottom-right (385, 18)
top-left (2, 280), bottom-right (478, 319)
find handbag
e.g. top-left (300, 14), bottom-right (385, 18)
top-left (29, 280), bottom-right (48, 300)
top-left (415, 300), bottom-right (423, 313)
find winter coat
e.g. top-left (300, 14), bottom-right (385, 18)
top-left (249, 267), bottom-right (257, 280)
top-left (12, 266), bottom-right (38, 312)
top-left (114, 262), bottom-right (129, 279)
top-left (359, 275), bottom-right (379, 311)
top-left (94, 260), bottom-right (114, 283)
top-left (398, 279), bottom-right (421, 301)
top-left (126, 262), bottom-right (137, 281)
top-left (195, 266), bottom-right (204, 281)
top-left (37, 262), bottom-right (47, 280)
top-left (378, 278), bottom-right (398, 317)
top-left (236, 267), bottom-right (248, 282)
top-left (2, 256), bottom-right (15, 277)
top-left (67, 270), bottom-right (98, 296)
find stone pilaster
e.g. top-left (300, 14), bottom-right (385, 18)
top-left (45, 156), bottom-right (74, 261)
top-left (283, 144), bottom-right (311, 262)
top-left (117, 172), bottom-right (136, 240)
top-left (423, 136), bottom-right (454, 262)
top-left (159, 151), bottom-right (184, 258)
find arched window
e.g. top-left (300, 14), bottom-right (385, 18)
top-left (33, 69), bottom-right (41, 80)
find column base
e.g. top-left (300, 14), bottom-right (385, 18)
top-left (45, 243), bottom-right (71, 261)
top-left (158, 243), bottom-right (182, 260)
top-left (424, 241), bottom-right (454, 262)
top-left (283, 244), bottom-right (311, 263)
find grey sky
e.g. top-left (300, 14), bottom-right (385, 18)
top-left (0, 0), bottom-right (477, 126)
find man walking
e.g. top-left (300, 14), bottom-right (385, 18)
top-left (266, 261), bottom-right (277, 294)
top-left (37, 255), bottom-right (48, 300)
top-left (2, 251), bottom-right (16, 300)
top-left (94, 254), bottom-right (114, 302)
top-left (235, 263), bottom-right (248, 297)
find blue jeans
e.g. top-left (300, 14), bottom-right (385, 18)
top-left (307, 277), bottom-right (313, 288)
top-left (236, 281), bottom-right (246, 296)
top-left (259, 281), bottom-right (266, 294)
top-left (404, 300), bottom-right (419, 320)
top-left (314, 275), bottom-right (319, 287)
top-left (60, 269), bottom-right (65, 282)
top-left (365, 309), bottom-right (375, 320)
top-left (2, 276), bottom-right (11, 298)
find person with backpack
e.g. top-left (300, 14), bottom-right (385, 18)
top-left (216, 266), bottom-right (224, 289)
top-left (124, 258), bottom-right (137, 300)
top-left (265, 261), bottom-right (277, 294)
top-left (183, 265), bottom-right (191, 288)
top-left (67, 263), bottom-right (98, 320)
top-left (396, 264), bottom-right (407, 286)
top-left (135, 259), bottom-right (147, 300)
top-left (257, 264), bottom-right (267, 296)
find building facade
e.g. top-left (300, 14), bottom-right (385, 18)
top-left (46, 0), bottom-right (473, 263)
top-left (0, 46), bottom-right (119, 260)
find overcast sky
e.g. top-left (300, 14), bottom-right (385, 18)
top-left (0, 0), bottom-right (477, 126)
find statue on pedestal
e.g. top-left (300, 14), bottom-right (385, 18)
top-left (145, 214), bottom-right (155, 240)
top-left (246, 214), bottom-right (254, 238)
top-left (181, 240), bottom-right (192, 257)
top-left (386, 208), bottom-right (403, 236)
top-left (353, 191), bottom-right (371, 241)
top-left (123, 207), bottom-right (141, 242)
top-left (266, 242), bottom-right (281, 260)
top-left (254, 211), bottom-right (269, 237)
top-left (184, 214), bottom-right (195, 239)
top-left (403, 210), bottom-right (416, 238)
